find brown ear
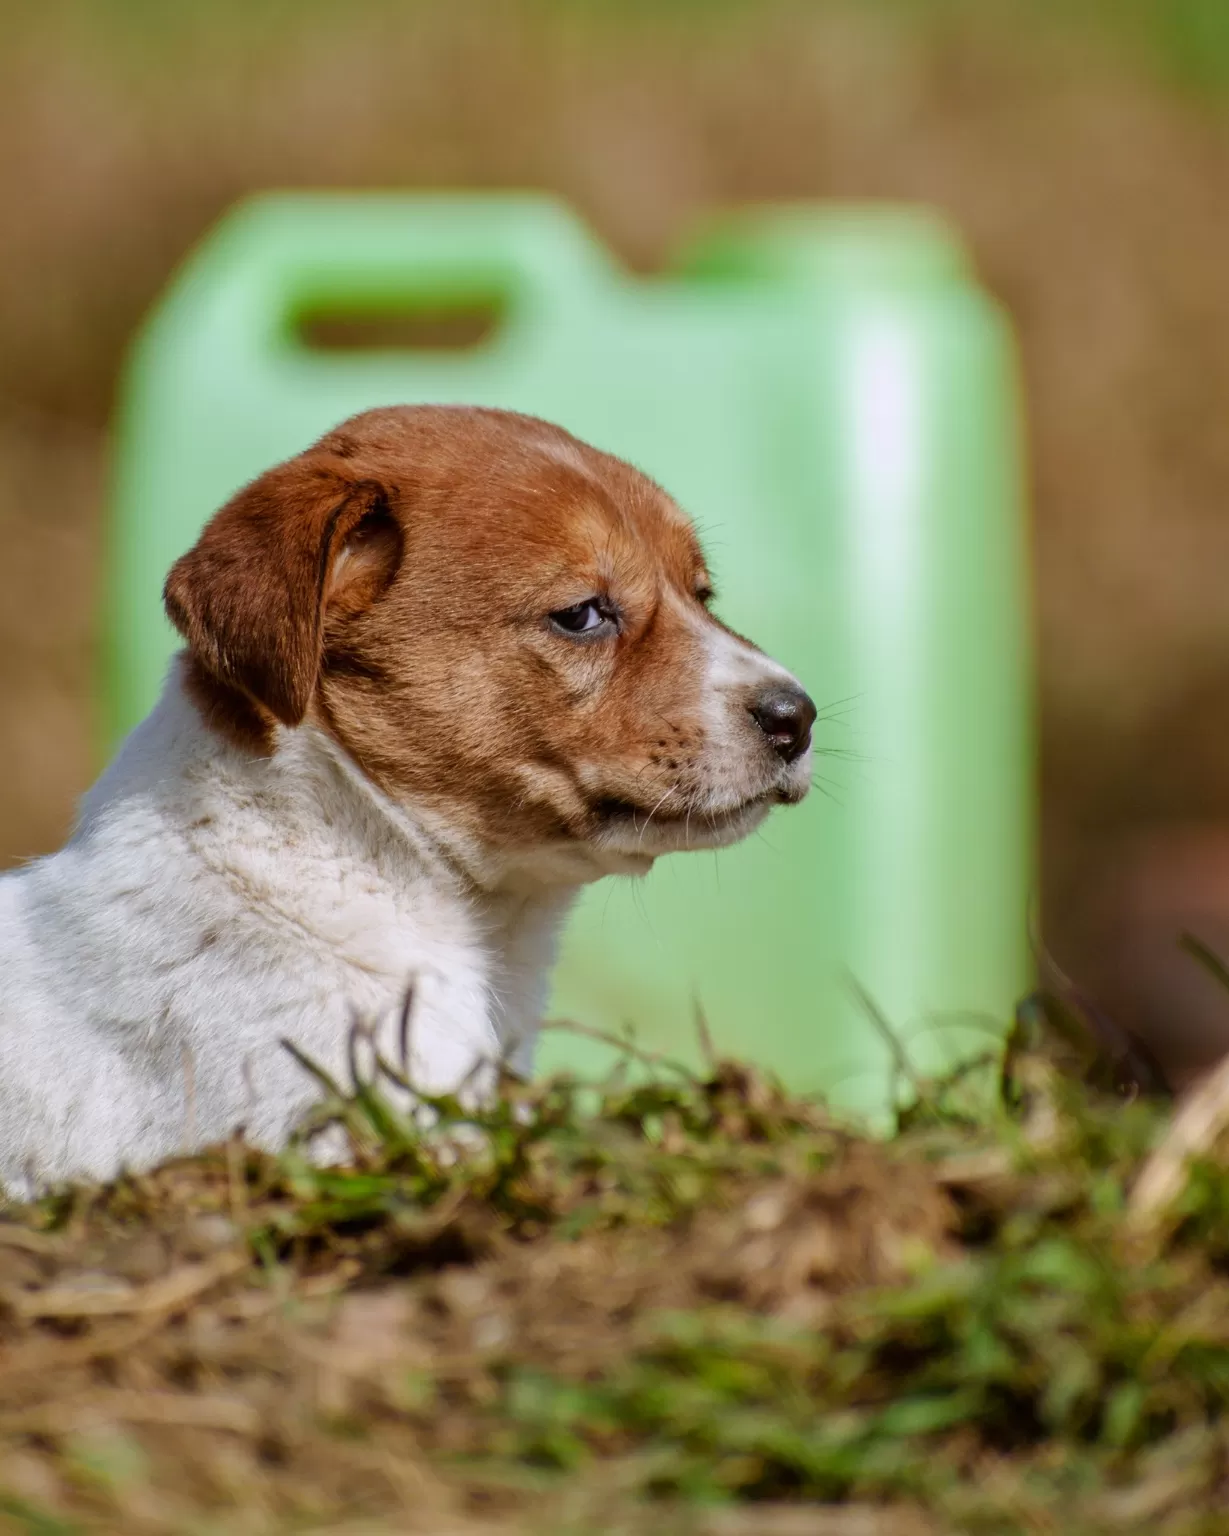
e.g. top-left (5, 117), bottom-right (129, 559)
top-left (164, 452), bottom-right (398, 727)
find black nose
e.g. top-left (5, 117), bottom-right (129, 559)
top-left (749, 684), bottom-right (817, 763)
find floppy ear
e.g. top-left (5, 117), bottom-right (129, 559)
top-left (164, 452), bottom-right (399, 727)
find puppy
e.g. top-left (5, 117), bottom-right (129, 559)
top-left (0, 406), bottom-right (814, 1194)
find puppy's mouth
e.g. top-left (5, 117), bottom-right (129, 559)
top-left (592, 785), bottom-right (797, 825)
top-left (588, 788), bottom-right (783, 854)
top-left (577, 739), bottom-right (813, 863)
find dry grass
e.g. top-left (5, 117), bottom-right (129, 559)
top-left (2, 1023), bottom-right (1229, 1534)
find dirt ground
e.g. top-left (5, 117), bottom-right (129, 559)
top-left (0, 1042), bottom-right (1226, 1535)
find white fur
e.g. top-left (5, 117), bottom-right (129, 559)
top-left (0, 663), bottom-right (574, 1197)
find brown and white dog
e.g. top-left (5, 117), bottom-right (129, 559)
top-left (0, 406), bottom-right (814, 1194)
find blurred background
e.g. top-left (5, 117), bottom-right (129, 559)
top-left (6, 0), bottom-right (1229, 1072)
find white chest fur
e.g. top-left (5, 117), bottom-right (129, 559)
top-left (0, 670), bottom-right (574, 1195)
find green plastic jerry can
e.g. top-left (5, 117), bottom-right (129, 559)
top-left (105, 192), bottom-right (1033, 1119)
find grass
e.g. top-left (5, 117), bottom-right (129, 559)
top-left (1, 1013), bottom-right (1228, 1533)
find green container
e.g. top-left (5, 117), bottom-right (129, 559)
top-left (106, 192), bottom-right (1033, 1120)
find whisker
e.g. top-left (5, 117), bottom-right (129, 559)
top-left (636, 786), bottom-right (679, 851)
top-left (813, 693), bottom-right (862, 723)
top-left (808, 774), bottom-right (844, 805)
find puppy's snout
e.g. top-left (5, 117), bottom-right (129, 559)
top-left (749, 684), bottom-right (816, 763)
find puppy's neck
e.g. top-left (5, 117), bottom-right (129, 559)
top-left (87, 665), bottom-right (452, 893)
top-left (79, 665), bottom-right (578, 1075)
top-left (179, 656), bottom-right (656, 899)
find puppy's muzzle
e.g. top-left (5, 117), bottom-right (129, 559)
top-left (749, 684), bottom-right (817, 763)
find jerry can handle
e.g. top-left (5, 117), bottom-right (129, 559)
top-left (198, 194), bottom-right (616, 355)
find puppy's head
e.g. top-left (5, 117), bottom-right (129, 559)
top-left (166, 406), bottom-right (814, 881)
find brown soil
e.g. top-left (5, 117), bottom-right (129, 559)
top-left (0, 1076), bottom-right (953, 1533)
top-left (0, 1045), bottom-right (1223, 1535)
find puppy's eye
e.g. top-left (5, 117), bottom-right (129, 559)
top-left (696, 585), bottom-right (715, 607)
top-left (549, 598), bottom-right (614, 637)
